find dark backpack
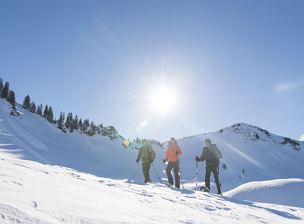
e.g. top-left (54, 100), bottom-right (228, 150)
top-left (205, 144), bottom-right (222, 165)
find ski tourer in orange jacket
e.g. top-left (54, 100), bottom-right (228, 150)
top-left (165, 139), bottom-right (182, 162)
top-left (163, 137), bottom-right (183, 188)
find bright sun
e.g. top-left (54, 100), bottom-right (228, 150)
top-left (148, 86), bottom-right (178, 115)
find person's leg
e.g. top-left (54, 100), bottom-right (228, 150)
top-left (166, 162), bottom-right (174, 185)
top-left (211, 165), bottom-right (221, 194)
top-left (142, 163), bottom-right (147, 183)
top-left (173, 162), bottom-right (180, 188)
top-left (205, 165), bottom-right (212, 190)
top-left (142, 163), bottom-right (149, 183)
top-left (146, 163), bottom-right (151, 183)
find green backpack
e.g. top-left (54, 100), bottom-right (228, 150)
top-left (141, 145), bottom-right (155, 163)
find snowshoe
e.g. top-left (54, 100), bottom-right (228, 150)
top-left (200, 186), bottom-right (210, 192)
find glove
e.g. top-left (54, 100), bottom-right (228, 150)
top-left (162, 159), bottom-right (166, 163)
top-left (195, 156), bottom-right (200, 162)
top-left (136, 159), bottom-right (140, 163)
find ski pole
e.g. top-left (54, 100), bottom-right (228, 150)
top-left (131, 162), bottom-right (139, 183)
top-left (178, 160), bottom-right (184, 189)
top-left (152, 163), bottom-right (163, 184)
top-left (195, 160), bottom-right (198, 191)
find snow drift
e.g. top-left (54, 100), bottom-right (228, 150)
top-left (225, 178), bottom-right (304, 207)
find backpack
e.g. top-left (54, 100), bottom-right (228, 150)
top-left (141, 145), bottom-right (155, 163)
top-left (205, 144), bottom-right (222, 164)
top-left (211, 144), bottom-right (222, 159)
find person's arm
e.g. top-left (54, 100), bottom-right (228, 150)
top-left (177, 145), bottom-right (182, 156)
top-left (136, 148), bottom-right (142, 162)
top-left (200, 148), bottom-right (207, 162)
top-left (165, 147), bottom-right (169, 161)
top-left (151, 148), bottom-right (156, 162)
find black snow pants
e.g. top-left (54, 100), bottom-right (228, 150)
top-left (166, 161), bottom-right (180, 188)
top-left (205, 164), bottom-right (221, 194)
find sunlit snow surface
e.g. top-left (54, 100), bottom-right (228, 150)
top-left (0, 154), bottom-right (303, 224)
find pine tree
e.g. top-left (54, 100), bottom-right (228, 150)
top-left (7, 90), bottom-right (16, 111)
top-left (65, 113), bottom-right (69, 129)
top-left (92, 122), bottom-right (97, 135)
top-left (57, 112), bottom-right (65, 130)
top-left (62, 112), bottom-right (65, 124)
top-left (97, 124), bottom-right (103, 134)
top-left (68, 113), bottom-right (74, 132)
top-left (1, 82), bottom-right (9, 98)
top-left (104, 126), bottom-right (118, 139)
top-left (83, 119), bottom-right (90, 132)
top-left (30, 102), bottom-right (36, 113)
top-left (22, 95), bottom-right (31, 109)
top-left (65, 112), bottom-right (73, 129)
top-left (48, 106), bottom-right (54, 122)
top-left (78, 119), bottom-right (83, 132)
top-left (43, 105), bottom-right (49, 118)
top-left (37, 104), bottom-right (43, 116)
top-left (0, 79), bottom-right (3, 93)
top-left (73, 115), bottom-right (79, 130)
top-left (85, 121), bottom-right (96, 136)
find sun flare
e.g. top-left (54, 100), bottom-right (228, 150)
top-left (148, 86), bottom-right (178, 115)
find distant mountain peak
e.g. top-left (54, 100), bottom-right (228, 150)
top-left (219, 123), bottom-right (271, 138)
top-left (181, 123), bottom-right (301, 151)
top-left (217, 123), bottom-right (301, 151)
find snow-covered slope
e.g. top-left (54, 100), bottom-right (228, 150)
top-left (225, 178), bottom-right (304, 207)
top-left (0, 153), bottom-right (303, 224)
top-left (299, 134), bottom-right (304, 141)
top-left (0, 99), bottom-right (163, 184)
top-left (1, 99), bottom-right (303, 192)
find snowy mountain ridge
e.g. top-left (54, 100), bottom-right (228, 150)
top-left (183, 122), bottom-right (301, 151)
top-left (226, 123), bottom-right (301, 149)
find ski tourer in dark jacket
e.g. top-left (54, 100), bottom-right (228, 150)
top-left (196, 139), bottom-right (222, 194)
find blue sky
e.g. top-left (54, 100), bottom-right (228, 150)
top-left (0, 0), bottom-right (303, 141)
